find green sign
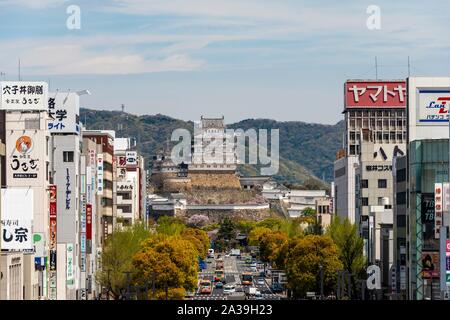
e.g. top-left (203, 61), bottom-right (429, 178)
top-left (446, 273), bottom-right (450, 283)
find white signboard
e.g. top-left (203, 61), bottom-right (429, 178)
top-left (1, 188), bottom-right (33, 250)
top-left (97, 154), bottom-right (103, 195)
top-left (6, 130), bottom-right (47, 187)
top-left (0, 81), bottom-right (48, 110)
top-left (47, 92), bottom-right (80, 134)
top-left (66, 243), bottom-right (74, 287)
top-left (417, 89), bottom-right (450, 125)
top-left (126, 151), bottom-right (137, 166)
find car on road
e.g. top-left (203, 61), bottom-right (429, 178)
top-left (250, 262), bottom-right (257, 268)
top-left (245, 257), bottom-right (252, 264)
top-left (223, 284), bottom-right (236, 294)
top-left (250, 266), bottom-right (257, 273)
top-left (235, 286), bottom-right (244, 293)
top-left (215, 281), bottom-right (224, 289)
top-left (270, 283), bottom-right (283, 293)
top-left (256, 278), bottom-right (265, 285)
top-left (184, 291), bottom-right (195, 300)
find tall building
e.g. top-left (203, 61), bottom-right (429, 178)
top-left (399, 77), bottom-right (450, 300)
top-left (334, 79), bottom-right (407, 290)
top-left (48, 91), bottom-right (81, 300)
top-left (82, 130), bottom-right (116, 247)
top-left (81, 135), bottom-right (100, 299)
top-left (0, 81), bottom-right (52, 300)
top-left (114, 138), bottom-right (146, 226)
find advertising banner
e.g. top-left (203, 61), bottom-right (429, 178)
top-left (66, 243), bottom-right (74, 287)
top-left (86, 204), bottom-right (92, 240)
top-left (422, 251), bottom-right (440, 278)
top-left (1, 81), bottom-right (48, 110)
top-left (417, 90), bottom-right (450, 124)
top-left (47, 92), bottom-right (80, 134)
top-left (1, 188), bottom-right (34, 250)
top-left (345, 80), bottom-right (406, 108)
top-left (49, 185), bottom-right (57, 300)
top-left (435, 183), bottom-right (443, 239)
top-left (97, 154), bottom-right (103, 195)
top-left (126, 151), bottom-right (137, 166)
top-left (8, 134), bottom-right (41, 180)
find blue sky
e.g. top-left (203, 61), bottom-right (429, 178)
top-left (0, 0), bottom-right (449, 124)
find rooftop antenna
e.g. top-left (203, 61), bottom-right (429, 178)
top-left (407, 56), bottom-right (411, 77)
top-left (121, 104), bottom-right (125, 113)
top-left (375, 56), bottom-right (378, 79)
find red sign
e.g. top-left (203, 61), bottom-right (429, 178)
top-left (446, 240), bottom-right (450, 254)
top-left (86, 204), bottom-right (92, 240)
top-left (345, 80), bottom-right (406, 108)
top-left (49, 185), bottom-right (57, 271)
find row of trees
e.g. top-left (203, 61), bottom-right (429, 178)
top-left (246, 215), bottom-right (365, 298)
top-left (97, 217), bottom-right (209, 300)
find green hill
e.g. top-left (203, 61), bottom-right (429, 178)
top-left (80, 108), bottom-right (344, 188)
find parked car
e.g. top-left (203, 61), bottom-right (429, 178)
top-left (256, 278), bottom-right (265, 285)
top-left (250, 266), bottom-right (257, 272)
top-left (215, 281), bottom-right (224, 289)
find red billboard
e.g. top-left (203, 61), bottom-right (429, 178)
top-left (86, 204), bottom-right (92, 240)
top-left (345, 80), bottom-right (406, 108)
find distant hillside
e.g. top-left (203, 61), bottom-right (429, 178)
top-left (80, 108), bottom-right (344, 188)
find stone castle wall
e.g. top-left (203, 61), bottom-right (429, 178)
top-left (189, 171), bottom-right (241, 189)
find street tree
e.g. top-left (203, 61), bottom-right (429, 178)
top-left (284, 235), bottom-right (342, 299)
top-left (326, 216), bottom-right (365, 298)
top-left (97, 223), bottom-right (150, 299)
top-left (133, 236), bottom-right (198, 299)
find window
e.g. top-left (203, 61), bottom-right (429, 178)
top-left (361, 197), bottom-right (369, 206)
top-left (397, 215), bottom-right (406, 227)
top-left (396, 192), bottom-right (406, 205)
top-left (397, 168), bottom-right (406, 182)
top-left (63, 151), bottom-right (74, 162)
top-left (390, 132), bottom-right (396, 141)
top-left (378, 179), bottom-right (387, 188)
top-left (361, 179), bottom-right (368, 188)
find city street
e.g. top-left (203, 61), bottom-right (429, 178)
top-left (194, 255), bottom-right (281, 300)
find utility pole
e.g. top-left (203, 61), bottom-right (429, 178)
top-left (319, 264), bottom-right (324, 300)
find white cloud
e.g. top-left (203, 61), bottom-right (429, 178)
top-left (0, 39), bottom-right (203, 75)
top-left (0, 0), bottom-right (68, 8)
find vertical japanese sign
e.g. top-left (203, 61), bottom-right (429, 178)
top-left (65, 168), bottom-right (71, 210)
top-left (0, 81), bottom-right (48, 110)
top-left (86, 204), bottom-right (92, 240)
top-left (80, 194), bottom-right (86, 272)
top-left (97, 154), bottom-right (103, 195)
top-left (435, 183), bottom-right (443, 239)
top-left (446, 240), bottom-right (450, 286)
top-left (1, 188), bottom-right (33, 250)
top-left (66, 243), bottom-right (74, 287)
top-left (47, 92), bottom-right (80, 134)
top-left (49, 185), bottom-right (57, 300)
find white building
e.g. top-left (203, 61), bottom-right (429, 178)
top-left (1, 81), bottom-right (52, 300)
